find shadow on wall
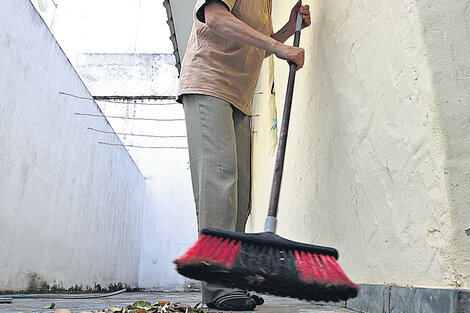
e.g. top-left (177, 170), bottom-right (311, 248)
top-left (415, 0), bottom-right (470, 288)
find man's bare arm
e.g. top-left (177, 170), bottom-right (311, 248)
top-left (204, 1), bottom-right (305, 69)
top-left (266, 1), bottom-right (311, 57)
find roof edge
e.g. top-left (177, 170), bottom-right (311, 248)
top-left (163, 0), bottom-right (181, 75)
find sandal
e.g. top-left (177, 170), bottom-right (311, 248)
top-left (249, 294), bottom-right (264, 305)
top-left (206, 291), bottom-right (256, 311)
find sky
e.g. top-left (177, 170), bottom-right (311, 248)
top-left (48, 0), bottom-right (174, 63)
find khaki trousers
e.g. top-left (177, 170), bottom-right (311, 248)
top-left (182, 94), bottom-right (251, 303)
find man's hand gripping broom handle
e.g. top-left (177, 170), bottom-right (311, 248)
top-left (265, 7), bottom-right (303, 233)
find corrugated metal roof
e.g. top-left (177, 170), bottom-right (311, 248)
top-left (162, 0), bottom-right (196, 75)
top-left (162, 0), bottom-right (181, 73)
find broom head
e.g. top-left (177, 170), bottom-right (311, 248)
top-left (174, 228), bottom-right (359, 302)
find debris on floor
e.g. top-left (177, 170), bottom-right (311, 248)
top-left (0, 291), bottom-right (356, 313)
top-left (50, 301), bottom-right (208, 313)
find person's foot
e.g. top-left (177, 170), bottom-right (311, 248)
top-left (248, 293), bottom-right (264, 305)
top-left (206, 291), bottom-right (257, 311)
top-left (243, 290), bottom-right (264, 306)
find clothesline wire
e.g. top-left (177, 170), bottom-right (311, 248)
top-left (88, 127), bottom-right (186, 138)
top-left (76, 113), bottom-right (185, 122)
top-left (99, 142), bottom-right (188, 149)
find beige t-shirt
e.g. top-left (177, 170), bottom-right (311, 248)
top-left (177, 0), bottom-right (273, 116)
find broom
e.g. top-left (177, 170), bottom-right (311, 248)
top-left (174, 7), bottom-right (359, 302)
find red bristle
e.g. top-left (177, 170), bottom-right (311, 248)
top-left (304, 252), bottom-right (322, 282)
top-left (190, 235), bottom-right (210, 255)
top-left (326, 256), bottom-right (347, 281)
top-left (298, 251), bottom-right (311, 281)
top-left (211, 238), bottom-right (230, 262)
top-left (313, 253), bottom-right (329, 281)
top-left (218, 239), bottom-right (237, 266)
top-left (294, 250), bottom-right (310, 281)
top-left (175, 235), bottom-right (242, 268)
top-left (330, 256), bottom-right (345, 284)
top-left (199, 236), bottom-right (218, 260)
top-left (175, 234), bottom-right (209, 264)
top-left (225, 240), bottom-right (242, 266)
top-left (193, 235), bottom-right (213, 259)
top-left (303, 252), bottom-right (319, 282)
top-left (295, 251), bottom-right (357, 287)
top-left (294, 250), bottom-right (307, 279)
top-left (320, 254), bottom-right (340, 284)
top-left (205, 237), bottom-right (224, 262)
top-left (184, 235), bottom-right (210, 263)
top-left (325, 255), bottom-right (357, 286)
top-left (299, 251), bottom-right (313, 281)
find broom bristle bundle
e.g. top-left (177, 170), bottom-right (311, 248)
top-left (174, 229), bottom-right (360, 302)
top-left (176, 234), bottom-right (242, 267)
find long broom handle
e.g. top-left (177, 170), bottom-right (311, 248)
top-left (265, 8), bottom-right (303, 233)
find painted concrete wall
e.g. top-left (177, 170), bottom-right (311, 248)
top-left (0, 0), bottom-right (145, 291)
top-left (75, 53), bottom-right (198, 291)
top-left (138, 151), bottom-right (199, 291)
top-left (248, 0), bottom-right (470, 289)
top-left (76, 53), bottom-right (178, 97)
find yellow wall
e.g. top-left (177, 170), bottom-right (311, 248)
top-left (248, 0), bottom-right (470, 289)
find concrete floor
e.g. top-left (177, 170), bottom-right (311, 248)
top-left (0, 292), bottom-right (358, 313)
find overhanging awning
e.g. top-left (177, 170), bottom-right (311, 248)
top-left (163, 0), bottom-right (196, 74)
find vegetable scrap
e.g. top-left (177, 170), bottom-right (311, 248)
top-left (106, 301), bottom-right (208, 313)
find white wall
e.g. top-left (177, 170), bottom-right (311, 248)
top-left (31, 0), bottom-right (198, 290)
top-left (138, 150), bottom-right (198, 291)
top-left (0, 0), bottom-right (145, 291)
top-left (76, 53), bottom-right (177, 97)
top-left (95, 98), bottom-right (198, 291)
top-left (249, 0), bottom-right (470, 290)
top-left (98, 99), bottom-right (198, 291)
top-left (75, 53), bottom-right (198, 291)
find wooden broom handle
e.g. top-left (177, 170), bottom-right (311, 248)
top-left (267, 8), bottom-right (303, 219)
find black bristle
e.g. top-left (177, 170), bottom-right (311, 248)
top-left (176, 229), bottom-right (359, 302)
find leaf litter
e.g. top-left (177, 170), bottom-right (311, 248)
top-left (72, 300), bottom-right (209, 313)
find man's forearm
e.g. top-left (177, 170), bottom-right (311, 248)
top-left (265, 23), bottom-right (296, 57)
top-left (205, 3), bottom-right (283, 56)
top-left (205, 1), bottom-right (305, 69)
top-left (272, 23), bottom-right (295, 45)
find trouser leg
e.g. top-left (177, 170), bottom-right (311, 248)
top-left (233, 107), bottom-right (251, 232)
top-left (182, 94), bottom-right (251, 303)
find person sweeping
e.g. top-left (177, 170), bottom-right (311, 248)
top-left (177, 0), bottom-right (311, 311)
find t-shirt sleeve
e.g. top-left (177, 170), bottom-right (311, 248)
top-left (195, 0), bottom-right (237, 23)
